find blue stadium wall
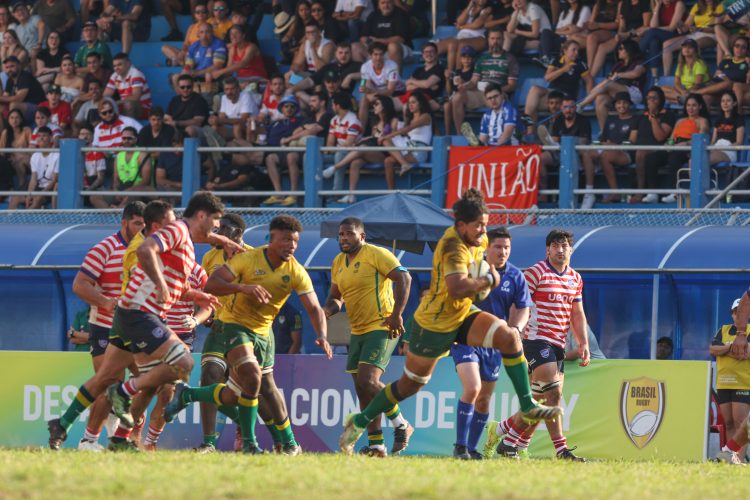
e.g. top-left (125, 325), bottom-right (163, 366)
top-left (0, 223), bottom-right (746, 361)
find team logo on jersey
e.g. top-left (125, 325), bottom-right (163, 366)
top-left (620, 377), bottom-right (665, 449)
top-left (567, 279), bottom-right (574, 286)
top-left (152, 327), bottom-right (165, 339)
top-left (279, 316), bottom-right (286, 325)
top-left (255, 269), bottom-right (266, 276)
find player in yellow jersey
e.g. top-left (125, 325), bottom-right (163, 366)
top-left (339, 189), bottom-right (563, 454)
top-left (166, 215), bottom-right (333, 455)
top-left (324, 217), bottom-right (413, 457)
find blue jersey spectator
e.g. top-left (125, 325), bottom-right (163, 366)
top-left (273, 302), bottom-right (303, 354)
top-left (479, 85), bottom-right (518, 146)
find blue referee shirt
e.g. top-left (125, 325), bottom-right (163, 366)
top-left (476, 261), bottom-right (532, 320)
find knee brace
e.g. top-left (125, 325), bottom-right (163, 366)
top-left (161, 342), bottom-right (190, 378)
top-left (531, 379), bottom-right (561, 396)
top-left (201, 355), bottom-right (228, 373)
top-left (404, 367), bottom-right (431, 385)
top-left (136, 359), bottom-right (161, 375)
top-left (226, 376), bottom-right (243, 397)
top-left (482, 319), bottom-right (503, 348)
top-left (231, 354), bottom-right (258, 372)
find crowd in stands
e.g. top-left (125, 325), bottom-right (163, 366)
top-left (0, 0), bottom-right (749, 210)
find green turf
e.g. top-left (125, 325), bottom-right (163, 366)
top-left (0, 449), bottom-right (748, 499)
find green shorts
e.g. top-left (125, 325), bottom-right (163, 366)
top-left (223, 322), bottom-right (275, 373)
top-left (202, 319), bottom-right (226, 360)
top-left (346, 329), bottom-right (398, 373)
top-left (406, 319), bottom-right (459, 359)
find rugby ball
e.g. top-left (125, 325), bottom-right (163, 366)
top-left (468, 259), bottom-right (492, 302)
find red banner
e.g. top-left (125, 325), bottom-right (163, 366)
top-left (446, 145), bottom-right (541, 223)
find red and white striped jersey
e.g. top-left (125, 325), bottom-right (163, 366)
top-left (120, 220), bottom-right (196, 318)
top-left (106, 66), bottom-right (152, 112)
top-left (329, 111), bottom-right (363, 145)
top-left (523, 260), bottom-right (583, 348)
top-left (80, 231), bottom-right (128, 328)
top-left (92, 114), bottom-right (143, 160)
top-left (166, 262), bottom-right (208, 336)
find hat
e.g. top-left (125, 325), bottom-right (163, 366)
top-left (3, 55), bottom-right (19, 64)
top-left (681, 38), bottom-right (698, 49)
top-left (11, 2), bottom-right (27, 11)
top-left (732, 298), bottom-right (742, 311)
top-left (46, 83), bottom-right (61, 94)
top-left (83, 21), bottom-right (97, 29)
top-left (460, 46), bottom-right (476, 57)
top-left (279, 94), bottom-right (299, 112)
top-left (274, 12), bottom-right (294, 34)
top-left (614, 91), bottom-right (632, 104)
top-left (323, 69), bottom-right (341, 81)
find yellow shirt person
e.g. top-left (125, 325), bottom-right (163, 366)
top-left (202, 242), bottom-right (253, 310)
top-left (121, 231), bottom-right (145, 294)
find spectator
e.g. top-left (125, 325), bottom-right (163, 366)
top-left (281, 0), bottom-right (314, 63)
top-left (216, 76), bottom-right (257, 141)
top-left (319, 69), bottom-right (356, 113)
top-left (446, 27), bottom-right (518, 135)
top-left (207, 0), bottom-right (233, 40)
top-left (359, 0), bottom-right (412, 69)
top-left (0, 6), bottom-right (13, 41)
top-left (92, 101), bottom-right (143, 162)
top-left (710, 90), bottom-right (745, 166)
top-left (96, 0), bottom-right (151, 55)
top-left (503, 0), bottom-right (551, 56)
top-left (462, 83), bottom-right (517, 147)
top-left (158, 0), bottom-right (195, 41)
top-left (162, 3), bottom-right (209, 67)
top-left (708, 37), bottom-right (750, 109)
top-left (357, 41), bottom-right (404, 125)
top-left (210, 24), bottom-right (268, 84)
top-left (402, 42), bottom-right (444, 113)
top-left (32, 0), bottom-right (76, 42)
top-left (662, 93), bottom-right (710, 203)
top-left (75, 52), bottom-right (111, 91)
top-left (280, 91), bottom-right (333, 148)
top-left (444, 45), bottom-right (476, 134)
top-left (173, 23), bottom-right (227, 91)
top-left (576, 0), bottom-right (618, 71)
top-left (662, 38), bottom-right (709, 104)
top-left (112, 126), bottom-right (153, 207)
top-left (154, 132), bottom-right (183, 199)
top-left (578, 38), bottom-right (646, 130)
top-left (325, 91), bottom-right (363, 204)
top-left (0, 30), bottom-right (30, 69)
top-left (630, 86), bottom-right (675, 203)
top-left (104, 52), bottom-right (152, 120)
top-left (67, 305), bottom-right (92, 351)
top-left (202, 123), bottom-right (253, 195)
top-left (656, 336), bottom-right (673, 359)
top-left (79, 0), bottom-right (104, 24)
top-left (661, 0), bottom-right (723, 76)
top-left (524, 39), bottom-right (593, 125)
top-left (393, 0), bottom-right (429, 38)
top-left (10, 3), bottom-right (45, 62)
top-left (273, 302), bottom-right (303, 354)
top-left (288, 21), bottom-right (334, 82)
top-left (257, 74), bottom-right (287, 126)
top-left (73, 78), bottom-right (117, 132)
top-left (30, 106), bottom-right (63, 147)
top-left (298, 42), bottom-right (360, 99)
top-left (716, 6), bottom-right (749, 62)
top-left (333, 0), bottom-right (371, 41)
top-left (137, 106), bottom-right (176, 167)
top-left (78, 125), bottom-right (108, 208)
top-left (538, 95), bottom-right (591, 195)
top-left (165, 74), bottom-right (210, 138)
top-left (588, 0), bottom-right (650, 78)
top-left (310, 1), bottom-right (347, 44)
top-left (10, 126), bottom-right (58, 209)
top-left (263, 95), bottom-right (304, 206)
top-left (639, 0), bottom-right (686, 78)
top-left (74, 21), bottom-right (113, 73)
top-left (39, 83), bottom-right (71, 134)
top-left (580, 91), bottom-right (638, 208)
top-left (34, 30), bottom-right (69, 87)
top-left (435, 0), bottom-right (491, 73)
top-left (381, 90), bottom-right (432, 183)
top-left (486, 0), bottom-right (514, 31)
top-left (0, 108), bottom-right (32, 190)
top-left (55, 56), bottom-right (85, 109)
top-left (538, 0), bottom-right (591, 66)
top-left (0, 55), bottom-right (45, 124)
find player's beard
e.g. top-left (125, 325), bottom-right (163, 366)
top-left (340, 240), bottom-right (362, 254)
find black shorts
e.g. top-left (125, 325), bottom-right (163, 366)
top-left (264, 151), bottom-right (300, 169)
top-left (89, 323), bottom-right (111, 357)
top-left (111, 307), bottom-right (173, 355)
top-left (177, 332), bottom-right (196, 352)
top-left (523, 339), bottom-right (565, 374)
top-left (716, 388), bottom-right (750, 405)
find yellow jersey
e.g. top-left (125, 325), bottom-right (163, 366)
top-left (331, 243), bottom-right (405, 335)
top-left (220, 246), bottom-right (314, 336)
top-left (713, 324), bottom-right (750, 390)
top-left (202, 242), bottom-right (253, 311)
top-left (413, 226), bottom-right (486, 333)
top-left (121, 231), bottom-right (145, 294)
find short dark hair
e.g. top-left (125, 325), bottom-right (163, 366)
top-left (36, 106), bottom-right (51, 118)
top-left (144, 200), bottom-right (173, 230)
top-left (453, 188), bottom-right (488, 223)
top-left (79, 123), bottom-right (94, 133)
top-left (332, 92), bottom-right (351, 110)
top-left (183, 191), bottom-right (224, 218)
top-left (484, 83), bottom-right (501, 95)
top-left (122, 126), bottom-right (138, 136)
top-left (149, 106), bottom-right (165, 118)
top-left (340, 217), bottom-right (364, 231)
top-left (221, 213), bottom-right (246, 233)
top-left (36, 126), bottom-right (52, 135)
top-left (487, 227), bottom-right (511, 242)
top-left (548, 90), bottom-right (565, 101)
top-left (311, 90), bottom-right (327, 103)
top-left (177, 73), bottom-right (194, 84)
top-left (487, 26), bottom-right (503, 36)
top-left (122, 200), bottom-right (146, 221)
top-left (113, 52), bottom-right (129, 62)
top-left (269, 215), bottom-right (303, 233)
top-left (657, 336), bottom-right (673, 348)
top-left (270, 74), bottom-right (285, 83)
top-left (370, 42), bottom-right (387, 54)
top-left (336, 41), bottom-right (351, 50)
top-left (546, 229), bottom-right (574, 247)
top-left (86, 52), bottom-right (102, 61)
top-left (223, 76), bottom-right (239, 88)
top-left (423, 41), bottom-right (438, 52)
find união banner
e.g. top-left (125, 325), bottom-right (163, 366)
top-left (0, 352), bottom-right (710, 460)
top-left (446, 145), bottom-right (541, 223)
top-left (724, 0), bottom-right (750, 22)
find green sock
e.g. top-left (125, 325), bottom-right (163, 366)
top-left (185, 383), bottom-right (224, 405)
top-left (275, 418), bottom-right (296, 446)
top-left (355, 382), bottom-right (401, 429)
top-left (367, 430), bottom-right (385, 447)
top-left (203, 433), bottom-right (219, 446)
top-left (218, 405), bottom-right (239, 421)
top-left (238, 393), bottom-right (259, 445)
top-left (60, 386), bottom-right (95, 431)
top-left (265, 418), bottom-right (283, 445)
top-left (502, 352), bottom-right (535, 412)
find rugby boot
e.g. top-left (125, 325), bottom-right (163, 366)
top-left (281, 444), bottom-right (303, 456)
top-left (107, 437), bottom-right (140, 452)
top-left (391, 423), bottom-right (414, 455)
top-left (557, 446), bottom-right (586, 462)
top-left (468, 450), bottom-right (483, 460)
top-left (77, 438), bottom-right (104, 452)
top-left (242, 441), bottom-right (265, 454)
top-left (359, 445), bottom-right (387, 458)
top-left (521, 401), bottom-right (563, 425)
top-left (482, 420), bottom-right (503, 459)
top-left (194, 443), bottom-right (216, 454)
top-left (496, 441), bottom-right (520, 460)
top-left (163, 382), bottom-right (189, 423)
top-left (339, 413), bottom-right (366, 455)
top-left (452, 444), bottom-right (470, 460)
top-left (105, 384), bottom-right (134, 428)
top-left (716, 450), bottom-right (745, 465)
top-left (47, 418), bottom-right (68, 450)
top-left (273, 442), bottom-right (283, 454)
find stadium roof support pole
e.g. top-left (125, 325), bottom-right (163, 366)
top-left (58, 139), bottom-right (83, 209)
top-left (559, 136), bottom-right (577, 209)
top-left (690, 133), bottom-right (709, 208)
top-left (431, 136), bottom-right (450, 207)
top-left (305, 136), bottom-right (324, 208)
top-left (182, 138), bottom-right (200, 208)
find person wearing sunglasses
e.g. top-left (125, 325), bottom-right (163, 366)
top-left (170, 22), bottom-right (227, 92)
top-left (207, 0), bottom-right (233, 40)
top-left (161, 3), bottom-right (210, 67)
top-left (112, 126), bottom-right (153, 208)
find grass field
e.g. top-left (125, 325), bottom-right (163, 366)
top-left (0, 450), bottom-right (748, 499)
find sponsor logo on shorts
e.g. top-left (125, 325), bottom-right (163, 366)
top-left (99, 339), bottom-right (108, 348)
top-left (491, 367), bottom-right (500, 377)
top-left (152, 327), bottom-right (165, 339)
top-left (620, 377), bottom-right (665, 449)
top-left (540, 347), bottom-right (550, 359)
top-left (737, 391), bottom-right (750, 396)
top-left (136, 341), bottom-right (147, 349)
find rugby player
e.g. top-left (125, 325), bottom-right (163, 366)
top-left (71, 201), bottom-right (145, 451)
top-left (323, 217), bottom-right (413, 457)
top-left (484, 229), bottom-right (589, 461)
top-left (451, 227), bottom-right (531, 460)
top-left (47, 192), bottom-right (243, 449)
top-left (339, 189), bottom-right (562, 454)
top-left (164, 215), bottom-right (333, 455)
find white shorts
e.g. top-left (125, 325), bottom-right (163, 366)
top-left (626, 85), bottom-right (643, 105)
top-left (714, 138), bottom-right (737, 163)
top-left (392, 135), bottom-right (429, 163)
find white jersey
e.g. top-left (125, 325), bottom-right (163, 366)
top-left (220, 92), bottom-right (258, 119)
top-left (360, 59), bottom-right (404, 92)
top-left (30, 152), bottom-right (60, 189)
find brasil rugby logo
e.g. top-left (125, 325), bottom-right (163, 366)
top-left (620, 377), bottom-right (665, 449)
